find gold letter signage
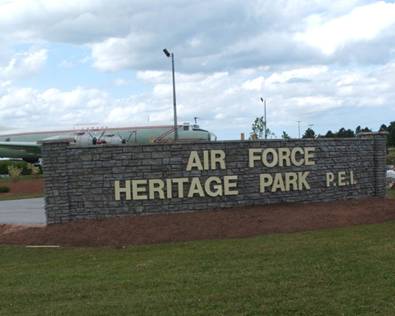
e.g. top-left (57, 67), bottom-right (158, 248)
top-left (114, 147), bottom-right (357, 201)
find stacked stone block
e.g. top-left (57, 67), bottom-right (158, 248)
top-left (42, 133), bottom-right (387, 224)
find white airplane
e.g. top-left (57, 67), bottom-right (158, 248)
top-left (0, 123), bottom-right (216, 163)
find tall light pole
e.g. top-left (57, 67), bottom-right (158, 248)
top-left (297, 121), bottom-right (314, 138)
top-left (260, 97), bottom-right (267, 139)
top-left (163, 48), bottom-right (178, 141)
top-left (297, 120), bottom-right (301, 139)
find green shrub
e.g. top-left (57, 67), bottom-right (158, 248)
top-left (0, 161), bottom-right (11, 175)
top-left (8, 165), bottom-right (22, 181)
top-left (0, 186), bottom-right (10, 193)
top-left (27, 163), bottom-right (40, 177)
top-left (0, 160), bottom-right (40, 175)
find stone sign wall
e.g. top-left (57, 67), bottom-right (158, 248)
top-left (42, 133), bottom-right (387, 224)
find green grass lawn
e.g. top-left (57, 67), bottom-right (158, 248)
top-left (388, 188), bottom-right (395, 199)
top-left (0, 174), bottom-right (42, 182)
top-left (1, 222), bottom-right (395, 315)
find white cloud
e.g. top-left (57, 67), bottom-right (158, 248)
top-left (291, 96), bottom-right (340, 112)
top-left (21, 49), bottom-right (47, 71)
top-left (0, 80), bottom-right (11, 89)
top-left (296, 1), bottom-right (395, 55)
top-left (0, 1), bottom-right (394, 138)
top-left (0, 0), bottom-right (393, 72)
top-left (0, 49), bottom-right (47, 78)
top-left (242, 77), bottom-right (265, 91)
top-left (106, 102), bottom-right (148, 123)
top-left (0, 86), bottom-right (109, 129)
top-left (265, 66), bottom-right (328, 85)
top-left (137, 71), bottom-right (167, 84)
top-left (90, 35), bottom-right (148, 71)
top-left (0, 61), bottom-right (394, 137)
top-left (113, 78), bottom-right (129, 86)
top-left (0, 0), bottom-right (364, 72)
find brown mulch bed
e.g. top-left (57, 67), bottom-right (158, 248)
top-left (1, 198), bottom-right (395, 247)
top-left (0, 178), bottom-right (43, 196)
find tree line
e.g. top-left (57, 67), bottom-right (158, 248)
top-left (250, 117), bottom-right (395, 147)
top-left (301, 121), bottom-right (395, 147)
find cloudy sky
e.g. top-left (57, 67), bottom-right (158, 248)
top-left (0, 0), bottom-right (395, 139)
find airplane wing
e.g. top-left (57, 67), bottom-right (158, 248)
top-left (0, 141), bottom-right (40, 150)
top-left (0, 141), bottom-right (41, 161)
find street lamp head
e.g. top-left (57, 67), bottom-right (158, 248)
top-left (260, 97), bottom-right (264, 102)
top-left (163, 48), bottom-right (171, 57)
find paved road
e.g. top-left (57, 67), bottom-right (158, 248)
top-left (0, 198), bottom-right (45, 225)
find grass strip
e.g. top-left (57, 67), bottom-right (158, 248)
top-left (1, 221), bottom-right (395, 315)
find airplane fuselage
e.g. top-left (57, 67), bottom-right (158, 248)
top-left (0, 124), bottom-right (216, 163)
